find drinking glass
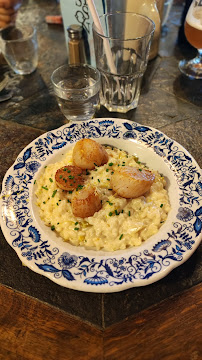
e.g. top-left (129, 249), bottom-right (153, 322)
top-left (92, 12), bottom-right (155, 113)
top-left (179, 0), bottom-right (202, 79)
top-left (51, 64), bottom-right (101, 121)
top-left (0, 25), bottom-right (38, 75)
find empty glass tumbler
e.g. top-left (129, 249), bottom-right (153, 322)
top-left (0, 25), bottom-right (38, 75)
top-left (92, 12), bottom-right (155, 113)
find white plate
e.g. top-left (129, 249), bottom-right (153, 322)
top-left (1, 118), bottom-right (202, 292)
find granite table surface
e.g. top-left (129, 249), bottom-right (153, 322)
top-left (0, 0), bottom-right (201, 329)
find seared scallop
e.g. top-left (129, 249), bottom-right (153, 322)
top-left (72, 138), bottom-right (108, 170)
top-left (71, 185), bottom-right (102, 218)
top-left (55, 165), bottom-right (84, 191)
top-left (111, 166), bottom-right (155, 198)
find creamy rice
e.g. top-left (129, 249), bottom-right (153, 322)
top-left (35, 145), bottom-right (170, 251)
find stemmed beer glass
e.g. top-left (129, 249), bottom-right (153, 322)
top-left (179, 0), bottom-right (202, 79)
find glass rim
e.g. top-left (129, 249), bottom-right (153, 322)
top-left (51, 63), bottom-right (101, 92)
top-left (92, 12), bottom-right (155, 41)
top-left (0, 24), bottom-right (36, 43)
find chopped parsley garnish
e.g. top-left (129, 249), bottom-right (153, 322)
top-left (107, 201), bottom-right (113, 206)
top-left (119, 234), bottom-right (123, 240)
top-left (86, 170), bottom-right (90, 175)
top-left (67, 170), bottom-right (71, 173)
top-left (98, 179), bottom-right (100, 183)
top-left (43, 201), bottom-right (46, 204)
top-left (108, 212), bottom-right (113, 216)
top-left (59, 175), bottom-right (62, 179)
top-left (34, 180), bottom-right (36, 185)
top-left (128, 211), bottom-right (131, 216)
top-left (74, 227), bottom-right (79, 231)
top-left (42, 186), bottom-right (48, 190)
top-left (107, 178), bottom-right (110, 181)
top-left (115, 210), bottom-right (119, 215)
top-left (139, 169), bottom-right (142, 171)
top-left (68, 175), bottom-right (74, 179)
top-left (160, 204), bottom-right (164, 208)
top-left (67, 199), bottom-right (71, 203)
top-left (75, 222), bottom-right (79, 225)
top-left (76, 184), bottom-right (84, 191)
top-left (49, 178), bottom-right (53, 182)
top-left (51, 225), bottom-right (55, 231)
top-left (52, 189), bottom-right (57, 198)
top-left (108, 162), bottom-right (113, 166)
top-left (106, 169), bottom-right (109, 172)
top-left (69, 190), bottom-right (73, 194)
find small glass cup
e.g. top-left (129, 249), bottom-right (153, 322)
top-left (0, 25), bottom-right (38, 75)
top-left (92, 12), bottom-right (155, 113)
top-left (51, 64), bottom-right (101, 121)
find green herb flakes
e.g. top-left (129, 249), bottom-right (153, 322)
top-left (119, 234), bottom-right (123, 240)
top-left (52, 189), bottom-right (57, 198)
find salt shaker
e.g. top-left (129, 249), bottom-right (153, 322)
top-left (67, 24), bottom-right (86, 65)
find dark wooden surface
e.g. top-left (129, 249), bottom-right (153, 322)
top-left (0, 282), bottom-right (201, 360)
top-left (0, 0), bottom-right (201, 358)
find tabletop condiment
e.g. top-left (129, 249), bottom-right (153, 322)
top-left (67, 24), bottom-right (86, 64)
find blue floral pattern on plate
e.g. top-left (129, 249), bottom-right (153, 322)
top-left (0, 119), bottom-right (201, 292)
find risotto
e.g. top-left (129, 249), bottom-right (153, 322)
top-left (35, 144), bottom-right (170, 251)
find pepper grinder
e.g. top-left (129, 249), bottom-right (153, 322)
top-left (67, 24), bottom-right (86, 65)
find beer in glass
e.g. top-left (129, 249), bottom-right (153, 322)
top-left (179, 0), bottom-right (202, 79)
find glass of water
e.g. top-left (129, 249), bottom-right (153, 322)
top-left (51, 64), bottom-right (101, 121)
top-left (0, 25), bottom-right (38, 75)
top-left (93, 12), bottom-right (155, 113)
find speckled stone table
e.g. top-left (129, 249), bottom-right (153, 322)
top-left (0, 0), bottom-right (201, 333)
